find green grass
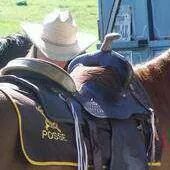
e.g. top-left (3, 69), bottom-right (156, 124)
top-left (0, 0), bottom-right (98, 37)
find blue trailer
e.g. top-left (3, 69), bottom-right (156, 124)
top-left (98, 0), bottom-right (170, 64)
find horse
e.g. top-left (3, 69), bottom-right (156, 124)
top-left (0, 33), bottom-right (32, 68)
top-left (0, 32), bottom-right (169, 170)
top-left (135, 50), bottom-right (170, 170)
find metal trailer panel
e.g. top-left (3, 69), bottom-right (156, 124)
top-left (98, 0), bottom-right (170, 64)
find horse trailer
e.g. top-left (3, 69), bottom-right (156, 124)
top-left (97, 0), bottom-right (170, 64)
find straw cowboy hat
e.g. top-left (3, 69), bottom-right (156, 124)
top-left (22, 9), bottom-right (96, 61)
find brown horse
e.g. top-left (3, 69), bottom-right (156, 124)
top-left (0, 49), bottom-right (170, 170)
top-left (135, 49), bottom-right (170, 170)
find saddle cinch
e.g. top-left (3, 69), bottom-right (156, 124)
top-left (0, 36), bottom-right (161, 170)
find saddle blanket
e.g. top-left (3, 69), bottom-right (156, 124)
top-left (0, 86), bottom-right (84, 167)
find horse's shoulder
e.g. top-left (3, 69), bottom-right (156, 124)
top-left (0, 89), bottom-right (14, 109)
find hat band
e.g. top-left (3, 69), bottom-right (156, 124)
top-left (42, 37), bottom-right (78, 47)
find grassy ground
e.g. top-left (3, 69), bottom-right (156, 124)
top-left (0, 0), bottom-right (98, 37)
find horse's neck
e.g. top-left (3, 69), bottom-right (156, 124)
top-left (134, 54), bottom-right (170, 123)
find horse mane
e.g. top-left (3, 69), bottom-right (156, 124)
top-left (134, 49), bottom-right (170, 116)
top-left (134, 50), bottom-right (170, 80)
top-left (0, 33), bottom-right (32, 68)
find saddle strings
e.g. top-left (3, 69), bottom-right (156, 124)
top-left (59, 94), bottom-right (88, 170)
top-left (70, 101), bottom-right (88, 170)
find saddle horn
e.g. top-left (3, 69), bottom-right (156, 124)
top-left (100, 33), bottom-right (121, 52)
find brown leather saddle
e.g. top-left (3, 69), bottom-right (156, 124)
top-left (67, 48), bottom-right (162, 167)
top-left (68, 50), bottom-right (152, 119)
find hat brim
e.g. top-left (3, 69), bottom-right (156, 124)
top-left (22, 22), bottom-right (97, 61)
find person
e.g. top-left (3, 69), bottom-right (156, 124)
top-left (22, 9), bottom-right (96, 69)
top-left (0, 10), bottom-right (96, 169)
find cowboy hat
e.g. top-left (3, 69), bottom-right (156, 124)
top-left (21, 9), bottom-right (96, 61)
